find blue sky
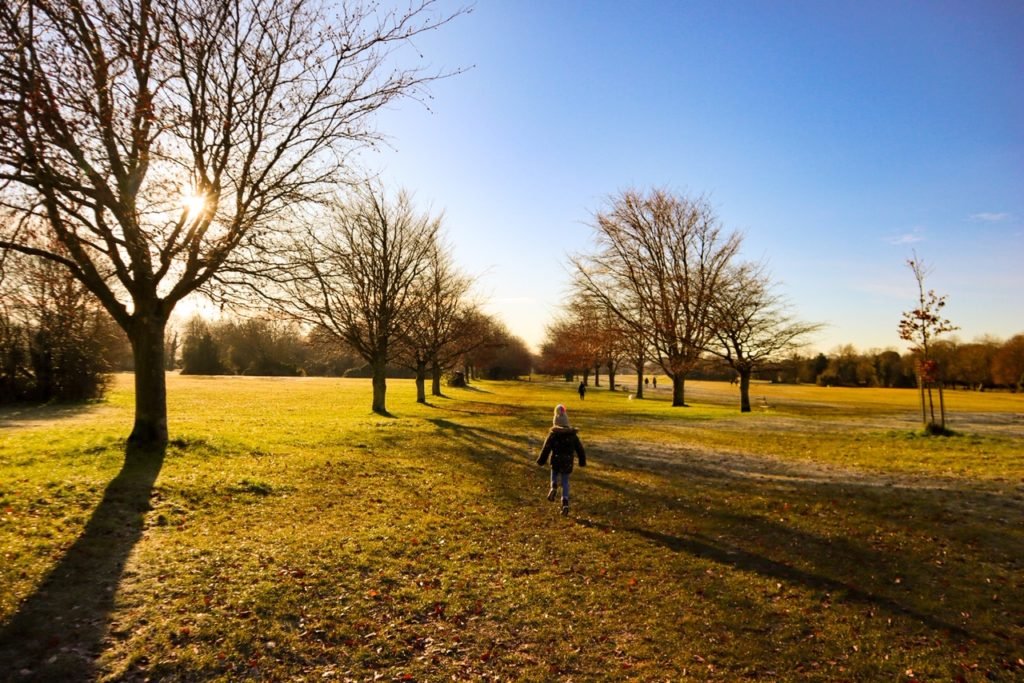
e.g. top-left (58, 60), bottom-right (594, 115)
top-left (371, 1), bottom-right (1024, 353)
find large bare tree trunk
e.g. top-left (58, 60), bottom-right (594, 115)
top-left (371, 360), bottom-right (388, 414)
top-left (738, 368), bottom-right (752, 413)
top-left (127, 314), bottom-right (169, 447)
top-left (671, 374), bottom-right (686, 406)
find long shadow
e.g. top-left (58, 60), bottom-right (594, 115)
top-left (0, 401), bottom-right (98, 429)
top-left (607, 522), bottom-right (977, 641)
top-left (425, 414), bottom-right (1018, 649)
top-left (589, 447), bottom-right (1024, 560)
top-left (0, 443), bottom-right (165, 681)
top-left (576, 464), bottom-right (1020, 652)
top-left (450, 384), bottom-right (492, 394)
top-left (424, 417), bottom-right (540, 504)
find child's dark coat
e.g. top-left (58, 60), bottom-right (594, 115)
top-left (537, 426), bottom-right (586, 473)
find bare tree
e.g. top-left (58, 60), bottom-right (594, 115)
top-left (278, 184), bottom-right (437, 414)
top-left (708, 261), bottom-right (822, 412)
top-left (898, 253), bottom-right (958, 432)
top-left (565, 292), bottom-right (628, 390)
top-left (429, 304), bottom-right (491, 395)
top-left (625, 322), bottom-right (654, 399)
top-left (536, 317), bottom-right (587, 379)
top-left (0, 0), bottom-right (462, 446)
top-left (573, 188), bottom-right (741, 406)
top-left (398, 237), bottom-right (475, 403)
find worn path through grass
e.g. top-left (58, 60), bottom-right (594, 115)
top-left (1, 375), bottom-right (1022, 681)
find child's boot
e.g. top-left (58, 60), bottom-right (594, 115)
top-left (561, 498), bottom-right (569, 516)
top-left (547, 486), bottom-right (557, 502)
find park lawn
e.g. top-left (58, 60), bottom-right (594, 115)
top-left (0, 375), bottom-right (1022, 681)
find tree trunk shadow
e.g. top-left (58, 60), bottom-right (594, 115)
top-left (0, 443), bottom-right (165, 681)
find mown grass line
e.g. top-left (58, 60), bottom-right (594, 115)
top-left (1, 375), bottom-right (1022, 681)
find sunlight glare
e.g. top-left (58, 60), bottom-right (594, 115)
top-left (182, 192), bottom-right (206, 220)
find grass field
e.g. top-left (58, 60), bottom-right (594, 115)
top-left (1, 374), bottom-right (1022, 681)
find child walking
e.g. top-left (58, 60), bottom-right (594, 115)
top-left (536, 404), bottom-right (586, 515)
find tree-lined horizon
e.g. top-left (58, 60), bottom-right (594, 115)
top-left (0, 0), bottom-right (1017, 439)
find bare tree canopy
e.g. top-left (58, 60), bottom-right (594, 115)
top-left (0, 0), bottom-right (463, 445)
top-left (273, 183), bottom-right (439, 414)
top-left (709, 261), bottom-right (821, 412)
top-left (398, 236), bottom-right (477, 402)
top-left (573, 188), bottom-right (741, 406)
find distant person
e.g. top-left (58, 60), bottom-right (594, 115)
top-left (537, 404), bottom-right (587, 516)
top-left (577, 381), bottom-right (586, 400)
top-left (644, 377), bottom-right (649, 388)
top-left (652, 376), bottom-right (657, 389)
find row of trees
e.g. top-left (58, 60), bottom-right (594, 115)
top-left (0, 0), bottom-right (465, 446)
top-left (547, 188), bottom-right (820, 412)
top-left (795, 337), bottom-right (1024, 392)
top-left (539, 337), bottom-right (1024, 394)
top-left (1, 237), bottom-right (533, 405)
top-left (742, 338), bottom-right (1023, 392)
top-left (175, 307), bottom-right (533, 389)
top-left (542, 189), bottom-right (1023, 411)
top-left (226, 183), bottom-right (535, 411)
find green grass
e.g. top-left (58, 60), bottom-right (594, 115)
top-left (1, 375), bottom-right (1022, 681)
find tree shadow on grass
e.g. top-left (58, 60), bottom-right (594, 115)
top-left (424, 417), bottom-right (539, 500)
top-left (424, 411), bottom-right (1022, 663)
top-left (0, 401), bottom-right (99, 429)
top-left (587, 518), bottom-right (978, 641)
top-left (576, 466), bottom-right (1021, 655)
top-left (451, 384), bottom-right (492, 394)
top-left (0, 443), bottom-right (165, 681)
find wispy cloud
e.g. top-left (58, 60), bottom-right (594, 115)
top-left (969, 212), bottom-right (1010, 223)
top-left (885, 227), bottom-right (925, 245)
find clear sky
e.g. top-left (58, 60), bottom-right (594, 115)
top-left (370, 1), bottom-right (1024, 354)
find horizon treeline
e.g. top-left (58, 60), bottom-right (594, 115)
top-left (2, 300), bottom-right (1021, 405)
top-left (537, 336), bottom-right (1024, 393)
